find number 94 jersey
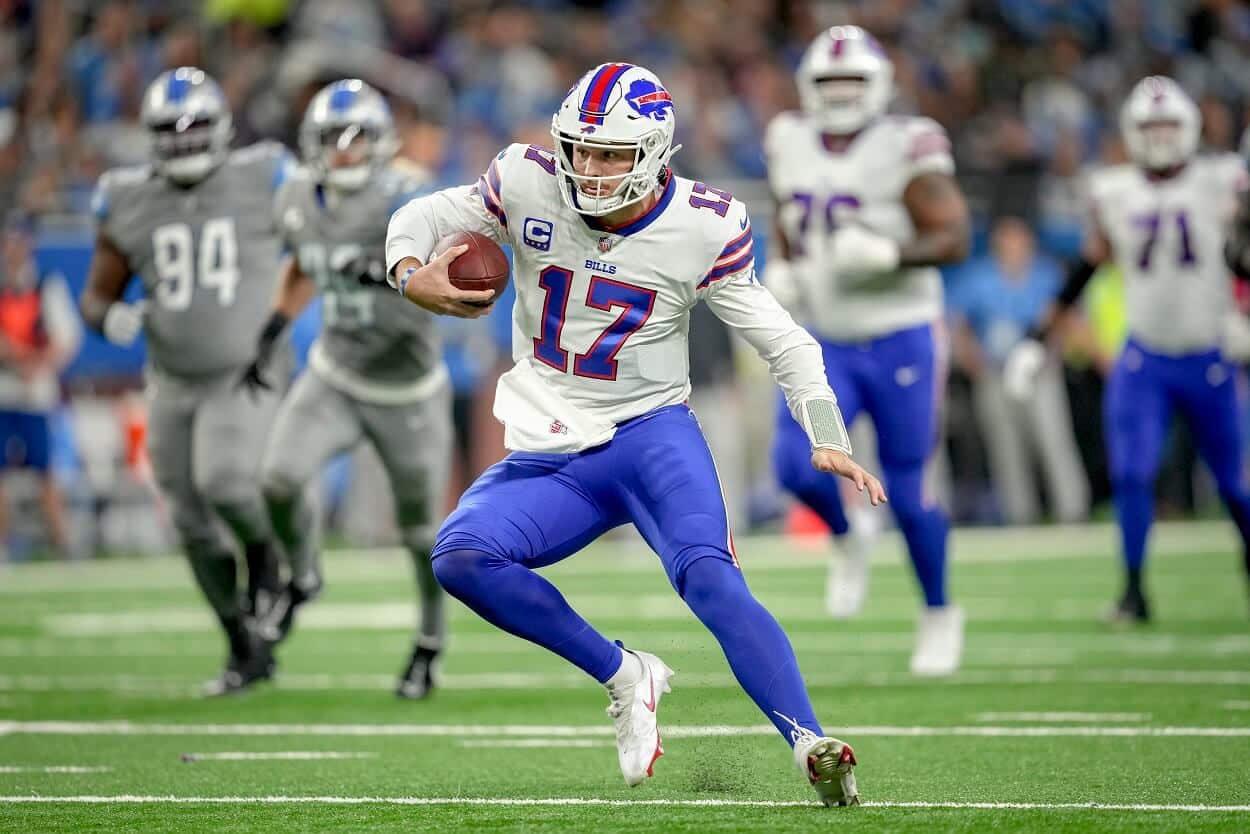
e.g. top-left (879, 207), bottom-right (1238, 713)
top-left (1088, 154), bottom-right (1247, 355)
top-left (764, 112), bottom-right (953, 341)
top-left (274, 164), bottom-right (440, 393)
top-left (92, 141), bottom-right (292, 378)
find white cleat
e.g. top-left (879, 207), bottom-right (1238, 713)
top-left (605, 649), bottom-right (674, 787)
top-left (825, 511), bottom-right (878, 619)
top-left (910, 604), bottom-right (964, 676)
top-left (793, 730), bottom-right (860, 807)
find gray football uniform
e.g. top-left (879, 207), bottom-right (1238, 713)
top-left (94, 141), bottom-right (292, 379)
top-left (262, 164), bottom-right (452, 646)
top-left (93, 142), bottom-right (295, 599)
top-left (274, 165), bottom-right (441, 390)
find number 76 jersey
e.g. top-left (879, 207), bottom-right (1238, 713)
top-left (387, 143), bottom-right (818, 453)
top-left (1088, 153), bottom-right (1247, 355)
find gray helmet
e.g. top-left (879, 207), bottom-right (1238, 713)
top-left (299, 79), bottom-right (398, 191)
top-left (140, 66), bottom-right (233, 185)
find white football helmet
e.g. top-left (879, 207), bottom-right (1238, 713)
top-left (299, 79), bottom-right (399, 191)
top-left (141, 67), bottom-right (233, 185)
top-left (797, 25), bottom-right (893, 135)
top-left (1120, 76), bottom-right (1201, 172)
top-left (550, 63), bottom-right (680, 216)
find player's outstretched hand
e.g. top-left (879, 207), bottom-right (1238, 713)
top-left (811, 448), bottom-right (888, 507)
top-left (398, 245), bottom-right (496, 318)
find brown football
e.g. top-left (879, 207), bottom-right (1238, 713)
top-left (434, 231), bottom-right (510, 305)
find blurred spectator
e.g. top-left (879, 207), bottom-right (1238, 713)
top-left (949, 216), bottom-right (1089, 524)
top-left (0, 214), bottom-right (79, 557)
top-left (2, 0), bottom-right (1249, 545)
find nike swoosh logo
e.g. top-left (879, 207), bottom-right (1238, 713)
top-left (641, 667), bottom-right (657, 712)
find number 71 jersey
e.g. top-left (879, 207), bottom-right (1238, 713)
top-left (92, 141), bottom-right (292, 378)
top-left (1089, 153), bottom-right (1247, 355)
top-left (388, 142), bottom-right (764, 452)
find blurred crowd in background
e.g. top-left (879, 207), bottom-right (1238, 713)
top-left (3, 0), bottom-right (1250, 560)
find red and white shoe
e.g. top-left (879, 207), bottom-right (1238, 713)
top-left (793, 730), bottom-right (860, 807)
top-left (604, 649), bottom-right (674, 787)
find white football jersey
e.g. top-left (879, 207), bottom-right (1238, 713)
top-left (387, 143), bottom-right (840, 453)
top-left (1088, 154), bottom-right (1247, 355)
top-left (765, 112), bottom-right (954, 341)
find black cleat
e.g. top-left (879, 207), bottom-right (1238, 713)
top-left (256, 577), bottom-right (322, 645)
top-left (205, 620), bottom-right (275, 696)
top-left (1104, 588), bottom-right (1151, 626)
top-left (396, 644), bottom-right (440, 700)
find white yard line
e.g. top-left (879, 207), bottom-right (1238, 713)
top-left (2, 720), bottom-right (1249, 739)
top-left (975, 712), bottom-right (1151, 723)
top-left (6, 632), bottom-right (1247, 659)
top-left (3, 667), bottom-right (1250, 695)
top-left (0, 766), bottom-right (110, 773)
top-left (0, 795), bottom-right (1247, 813)
top-left (179, 752), bottom-right (376, 761)
top-left (458, 740), bottom-right (611, 749)
top-left (1, 519), bottom-right (1237, 595)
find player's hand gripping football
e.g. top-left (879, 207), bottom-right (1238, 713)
top-left (396, 245), bottom-right (496, 318)
top-left (811, 448), bottom-right (888, 507)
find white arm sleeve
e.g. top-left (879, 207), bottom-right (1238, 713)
top-left (385, 184), bottom-right (506, 279)
top-left (701, 270), bottom-right (851, 453)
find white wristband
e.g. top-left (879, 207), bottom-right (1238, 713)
top-left (800, 398), bottom-right (852, 454)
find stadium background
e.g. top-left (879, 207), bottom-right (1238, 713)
top-left (2, 0), bottom-right (1249, 557)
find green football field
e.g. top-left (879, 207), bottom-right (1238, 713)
top-left (2, 521), bottom-right (1249, 833)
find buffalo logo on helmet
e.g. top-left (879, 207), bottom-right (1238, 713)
top-left (625, 79), bottom-right (674, 121)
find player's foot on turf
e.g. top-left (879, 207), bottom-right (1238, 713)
top-left (604, 647), bottom-right (673, 787)
top-left (910, 604), bottom-right (964, 676)
top-left (205, 619), bottom-right (274, 696)
top-left (793, 730), bottom-right (859, 807)
top-left (396, 643), bottom-right (440, 700)
top-left (825, 510), bottom-right (879, 619)
top-left (256, 575), bottom-right (323, 645)
top-left (1104, 588), bottom-right (1150, 626)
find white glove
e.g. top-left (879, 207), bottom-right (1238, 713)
top-left (1003, 338), bottom-right (1046, 401)
top-left (828, 224), bottom-right (900, 276)
top-left (102, 301), bottom-right (146, 346)
top-left (762, 259), bottom-right (802, 312)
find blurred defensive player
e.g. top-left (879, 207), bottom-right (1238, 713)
top-left (1008, 76), bottom-right (1250, 622)
top-left (764, 26), bottom-right (970, 674)
top-left (386, 63), bottom-right (886, 806)
top-left (243, 80), bottom-right (451, 699)
top-left (79, 67), bottom-right (293, 694)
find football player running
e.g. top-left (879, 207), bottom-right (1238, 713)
top-left (764, 27), bottom-right (970, 674)
top-left (386, 63), bottom-right (885, 806)
top-left (1008, 77), bottom-right (1250, 622)
top-left (79, 67), bottom-right (293, 694)
top-left (244, 80), bottom-right (452, 699)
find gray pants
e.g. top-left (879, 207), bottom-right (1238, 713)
top-left (973, 363), bottom-right (1090, 525)
top-left (146, 365), bottom-right (284, 619)
top-left (261, 370), bottom-right (452, 646)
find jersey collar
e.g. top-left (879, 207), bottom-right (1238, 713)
top-left (580, 175), bottom-right (676, 237)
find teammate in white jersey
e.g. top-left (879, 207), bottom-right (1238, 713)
top-left (764, 26), bottom-right (970, 674)
top-left (1007, 76), bottom-right (1250, 622)
top-left (386, 62), bottom-right (884, 806)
